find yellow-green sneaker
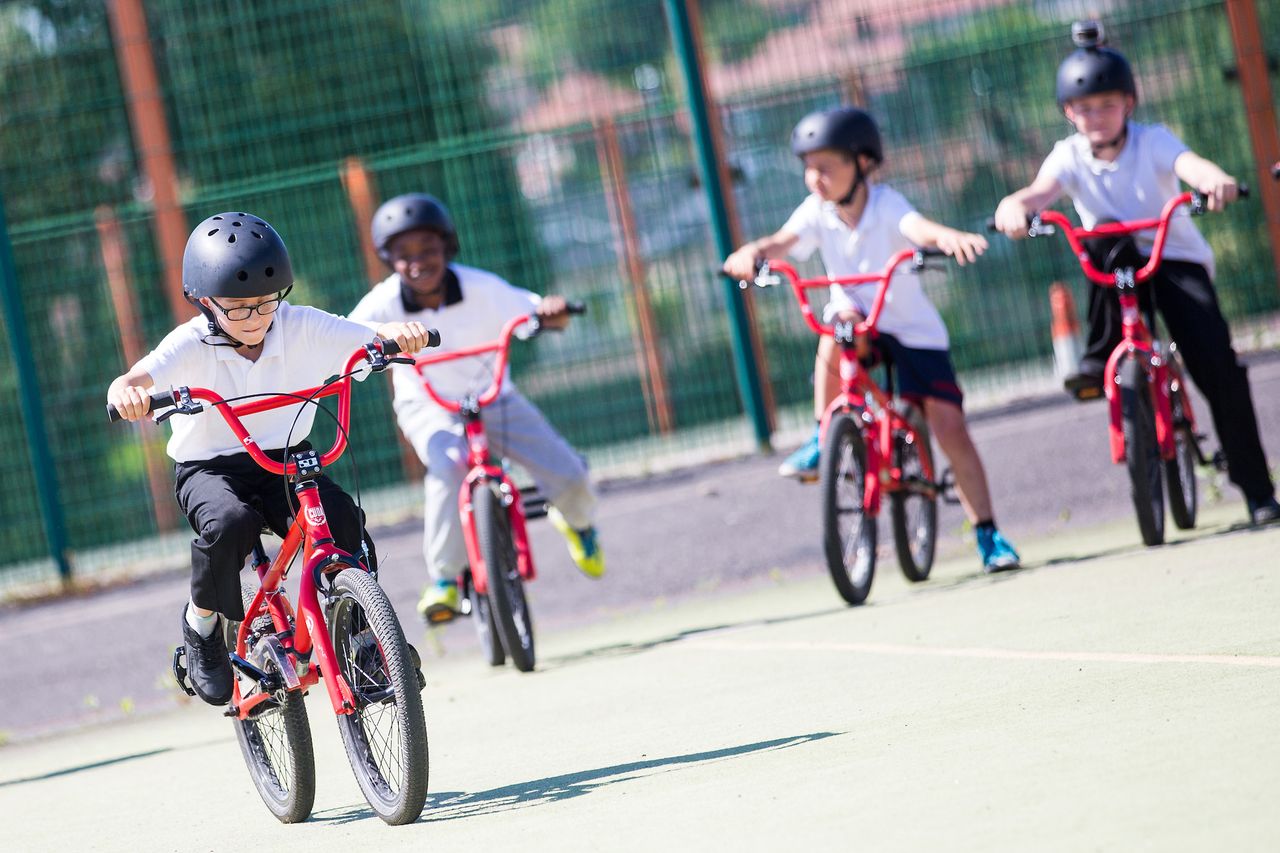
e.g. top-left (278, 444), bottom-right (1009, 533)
top-left (547, 507), bottom-right (605, 578)
top-left (417, 580), bottom-right (460, 624)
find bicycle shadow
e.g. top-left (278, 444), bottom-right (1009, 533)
top-left (311, 731), bottom-right (840, 825)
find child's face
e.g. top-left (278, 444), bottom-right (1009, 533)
top-left (201, 292), bottom-right (283, 347)
top-left (387, 229), bottom-right (448, 299)
top-left (1063, 92), bottom-right (1133, 145)
top-left (802, 149), bottom-right (857, 202)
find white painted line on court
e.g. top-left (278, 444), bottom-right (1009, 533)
top-left (681, 638), bottom-right (1280, 668)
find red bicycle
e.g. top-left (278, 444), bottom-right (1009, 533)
top-left (108, 337), bottom-right (436, 824)
top-left (1022, 190), bottom-right (1242, 545)
top-left (413, 304), bottom-right (586, 672)
top-left (745, 249), bottom-right (948, 605)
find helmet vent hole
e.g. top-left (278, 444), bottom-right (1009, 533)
top-left (238, 212), bottom-right (247, 217)
top-left (265, 267), bottom-right (274, 278)
top-left (255, 220), bottom-right (266, 227)
top-left (227, 234), bottom-right (236, 244)
top-left (207, 228), bottom-right (219, 236)
top-left (232, 221), bottom-right (242, 227)
top-left (212, 216), bottom-right (223, 221)
top-left (237, 270), bottom-right (248, 281)
top-left (251, 231), bottom-right (262, 239)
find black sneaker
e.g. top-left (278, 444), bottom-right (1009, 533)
top-left (180, 606), bottom-right (233, 706)
top-left (1247, 497), bottom-right (1280, 526)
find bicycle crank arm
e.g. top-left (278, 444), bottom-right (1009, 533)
top-left (230, 653), bottom-right (279, 692)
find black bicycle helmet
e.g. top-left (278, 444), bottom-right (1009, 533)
top-left (790, 107), bottom-right (883, 164)
top-left (371, 193), bottom-right (459, 263)
top-left (182, 212), bottom-right (293, 300)
top-left (1056, 21), bottom-right (1137, 107)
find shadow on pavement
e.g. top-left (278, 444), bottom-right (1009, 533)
top-left (0, 747), bottom-right (172, 788)
top-left (311, 731), bottom-right (841, 825)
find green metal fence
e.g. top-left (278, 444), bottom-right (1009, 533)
top-left (1, 0), bottom-right (1277, 587)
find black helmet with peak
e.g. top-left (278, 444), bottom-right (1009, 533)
top-left (790, 107), bottom-right (883, 164)
top-left (1055, 20), bottom-right (1137, 107)
top-left (371, 193), bottom-right (459, 264)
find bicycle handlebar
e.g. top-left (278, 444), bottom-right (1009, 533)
top-left (743, 247), bottom-right (943, 338)
top-left (106, 336), bottom-right (439, 475)
top-left (413, 303), bottom-right (587, 412)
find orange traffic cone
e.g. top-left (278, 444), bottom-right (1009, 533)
top-left (1049, 282), bottom-right (1084, 381)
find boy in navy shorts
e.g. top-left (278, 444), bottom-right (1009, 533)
top-left (107, 213), bottom-right (432, 704)
top-left (724, 108), bottom-right (1021, 572)
top-left (994, 21), bottom-right (1279, 525)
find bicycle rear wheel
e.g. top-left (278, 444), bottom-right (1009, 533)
top-left (328, 568), bottom-right (429, 825)
top-left (820, 413), bottom-right (877, 605)
top-left (227, 576), bottom-right (315, 824)
top-left (890, 402), bottom-right (937, 582)
top-left (473, 481), bottom-right (536, 672)
top-left (1165, 385), bottom-right (1198, 531)
top-left (1119, 357), bottom-right (1165, 546)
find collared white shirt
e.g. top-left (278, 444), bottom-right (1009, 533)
top-left (783, 184), bottom-right (949, 349)
top-left (348, 263), bottom-right (541, 412)
top-left (1036, 121), bottom-right (1214, 276)
top-left (136, 302), bottom-right (379, 462)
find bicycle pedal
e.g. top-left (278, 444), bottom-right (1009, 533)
top-left (1211, 450), bottom-right (1229, 472)
top-left (171, 646), bottom-right (196, 697)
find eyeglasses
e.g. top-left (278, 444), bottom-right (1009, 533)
top-left (208, 294), bottom-right (285, 321)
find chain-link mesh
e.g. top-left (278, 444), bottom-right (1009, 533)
top-left (1, 0), bottom-right (1277, 586)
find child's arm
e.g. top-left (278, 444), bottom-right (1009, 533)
top-left (1174, 151), bottom-right (1239, 211)
top-left (106, 366), bottom-right (158, 422)
top-left (900, 216), bottom-right (987, 266)
top-left (994, 175), bottom-right (1064, 238)
top-left (722, 229), bottom-right (801, 281)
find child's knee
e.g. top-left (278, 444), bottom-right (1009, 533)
top-left (204, 504), bottom-right (261, 543)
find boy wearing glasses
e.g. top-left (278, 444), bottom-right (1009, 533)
top-left (107, 212), bottom-right (432, 705)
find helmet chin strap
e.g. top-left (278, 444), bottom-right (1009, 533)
top-left (1090, 120), bottom-right (1129, 156)
top-left (838, 158), bottom-right (865, 206)
top-left (187, 293), bottom-right (268, 349)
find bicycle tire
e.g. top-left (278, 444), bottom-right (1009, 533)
top-left (226, 576), bottom-right (316, 824)
top-left (820, 413), bottom-right (877, 605)
top-left (890, 402), bottom-right (937, 582)
top-left (1165, 387), bottom-right (1198, 531)
top-left (328, 568), bottom-right (429, 825)
top-left (473, 482), bottom-right (536, 672)
top-left (1119, 357), bottom-right (1165, 546)
top-left (468, 578), bottom-right (506, 667)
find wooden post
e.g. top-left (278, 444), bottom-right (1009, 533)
top-left (96, 206), bottom-right (179, 532)
top-left (1225, 0), bottom-right (1280, 292)
top-left (341, 157), bottom-right (387, 286)
top-left (595, 118), bottom-right (676, 434)
top-left (106, 0), bottom-right (190, 323)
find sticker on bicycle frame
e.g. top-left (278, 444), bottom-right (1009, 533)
top-left (305, 505), bottom-right (327, 526)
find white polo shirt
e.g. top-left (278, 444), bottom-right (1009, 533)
top-left (782, 184), bottom-right (949, 350)
top-left (136, 302), bottom-right (379, 462)
top-left (1036, 121), bottom-right (1214, 277)
top-left (348, 264), bottom-right (541, 411)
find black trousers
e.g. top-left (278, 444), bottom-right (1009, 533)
top-left (1079, 259), bottom-right (1275, 503)
top-left (174, 444), bottom-right (376, 621)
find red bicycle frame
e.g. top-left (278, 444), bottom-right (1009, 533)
top-left (411, 314), bottom-right (537, 597)
top-left (759, 248), bottom-right (939, 514)
top-left (1035, 192), bottom-right (1200, 465)
top-left (162, 343), bottom-right (392, 720)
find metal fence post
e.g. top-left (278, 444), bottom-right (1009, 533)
top-left (0, 193), bottom-right (72, 582)
top-left (664, 0), bottom-right (772, 451)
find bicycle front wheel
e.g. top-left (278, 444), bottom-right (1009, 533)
top-left (468, 576), bottom-right (506, 667)
top-left (1165, 387), bottom-right (1198, 531)
top-left (328, 568), bottom-right (429, 825)
top-left (473, 482), bottom-right (536, 672)
top-left (821, 413), bottom-right (877, 605)
top-left (1119, 357), bottom-right (1165, 546)
top-left (227, 576), bottom-right (315, 824)
top-left (890, 402), bottom-right (937, 582)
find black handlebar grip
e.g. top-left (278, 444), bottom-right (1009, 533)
top-left (917, 247), bottom-right (949, 258)
top-left (566, 302), bottom-right (587, 316)
top-left (1238, 183), bottom-right (1250, 199)
top-left (107, 389), bottom-right (178, 423)
top-left (985, 217), bottom-right (998, 233)
top-left (427, 328), bottom-right (441, 347)
top-left (380, 338), bottom-right (402, 356)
